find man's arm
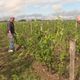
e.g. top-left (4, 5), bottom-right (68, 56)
top-left (7, 22), bottom-right (11, 33)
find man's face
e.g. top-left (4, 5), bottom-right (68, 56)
top-left (10, 17), bottom-right (15, 22)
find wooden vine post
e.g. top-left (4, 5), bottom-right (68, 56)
top-left (69, 39), bottom-right (76, 80)
top-left (69, 16), bottom-right (80, 80)
top-left (30, 21), bottom-right (32, 35)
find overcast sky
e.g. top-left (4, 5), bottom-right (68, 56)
top-left (0, 0), bottom-right (80, 17)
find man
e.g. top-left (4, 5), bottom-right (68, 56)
top-left (7, 17), bottom-right (15, 52)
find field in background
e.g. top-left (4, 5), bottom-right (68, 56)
top-left (0, 20), bottom-right (80, 80)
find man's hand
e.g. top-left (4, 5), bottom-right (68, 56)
top-left (8, 31), bottom-right (13, 38)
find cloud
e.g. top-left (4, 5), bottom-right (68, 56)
top-left (0, 0), bottom-right (27, 13)
top-left (61, 0), bottom-right (80, 4)
top-left (52, 0), bottom-right (80, 17)
top-left (53, 10), bottom-right (80, 18)
top-left (0, 0), bottom-right (55, 16)
top-left (0, 0), bottom-right (80, 17)
top-left (52, 4), bottom-right (62, 13)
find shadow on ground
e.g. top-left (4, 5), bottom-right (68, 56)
top-left (0, 52), bottom-right (34, 80)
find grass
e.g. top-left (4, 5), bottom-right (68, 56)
top-left (0, 20), bottom-right (80, 80)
